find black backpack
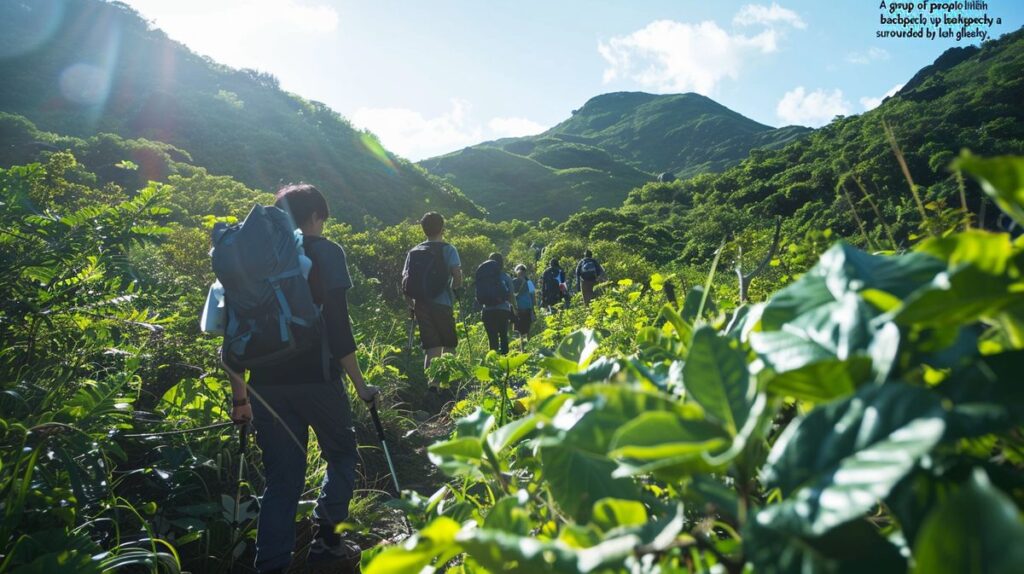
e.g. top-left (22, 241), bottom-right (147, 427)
top-left (475, 260), bottom-right (509, 306)
top-left (542, 268), bottom-right (561, 298)
top-left (579, 258), bottom-right (599, 282)
top-left (402, 242), bottom-right (449, 300)
top-left (211, 204), bottom-right (323, 370)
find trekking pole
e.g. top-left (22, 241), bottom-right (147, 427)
top-left (231, 422), bottom-right (250, 567)
top-left (369, 403), bottom-right (402, 494)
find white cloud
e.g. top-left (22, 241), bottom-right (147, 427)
top-left (598, 4), bottom-right (804, 95)
top-left (351, 100), bottom-right (547, 160)
top-left (598, 20), bottom-right (779, 94)
top-left (860, 83), bottom-right (904, 111)
top-left (733, 2), bottom-right (807, 29)
top-left (488, 117), bottom-right (547, 138)
top-left (847, 47), bottom-right (890, 65)
top-left (776, 87), bottom-right (851, 126)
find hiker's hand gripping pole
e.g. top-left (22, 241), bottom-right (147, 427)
top-left (370, 403), bottom-right (402, 494)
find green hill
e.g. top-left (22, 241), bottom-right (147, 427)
top-left (420, 92), bottom-right (809, 221)
top-left (0, 0), bottom-right (480, 225)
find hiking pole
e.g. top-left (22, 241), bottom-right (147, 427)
top-left (369, 403), bottom-right (401, 494)
top-left (231, 422), bottom-right (250, 567)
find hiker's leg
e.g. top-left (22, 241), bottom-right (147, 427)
top-left (307, 381), bottom-right (359, 529)
top-left (497, 311), bottom-right (510, 354)
top-left (250, 386), bottom-right (310, 573)
top-left (482, 310), bottom-right (500, 351)
top-left (582, 281), bottom-right (595, 306)
top-left (424, 346), bottom-right (443, 371)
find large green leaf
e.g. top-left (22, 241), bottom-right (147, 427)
top-left (761, 242), bottom-right (944, 330)
top-left (936, 351), bottom-right (1024, 439)
top-left (458, 505), bottom-right (685, 574)
top-left (762, 356), bottom-right (871, 403)
top-left (682, 327), bottom-right (754, 435)
top-left (915, 229), bottom-right (1014, 275)
top-left (956, 153), bottom-right (1024, 225)
top-left (913, 468), bottom-right (1024, 573)
top-left (759, 383), bottom-right (947, 536)
top-left (591, 498), bottom-right (648, 532)
top-left (365, 516), bottom-right (462, 574)
top-left (744, 517), bottom-right (906, 574)
top-left (539, 442), bottom-right (641, 522)
top-left (896, 264), bottom-right (1021, 328)
top-left (608, 411), bottom-right (729, 460)
top-left (557, 329), bottom-right (601, 367)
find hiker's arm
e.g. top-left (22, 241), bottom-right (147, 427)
top-left (323, 287), bottom-right (379, 404)
top-left (450, 265), bottom-right (463, 290)
top-left (221, 355), bottom-right (252, 423)
top-left (338, 352), bottom-right (379, 405)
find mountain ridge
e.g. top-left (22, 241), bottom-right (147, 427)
top-left (420, 91), bottom-right (810, 221)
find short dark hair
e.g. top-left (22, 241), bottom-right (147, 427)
top-left (421, 212), bottom-right (445, 237)
top-left (275, 183), bottom-right (329, 226)
top-left (489, 252), bottom-right (504, 268)
top-left (549, 258), bottom-right (560, 268)
top-left (584, 249), bottom-right (593, 258)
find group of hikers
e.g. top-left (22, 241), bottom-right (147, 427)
top-left (209, 185), bottom-right (608, 573)
top-left (402, 211), bottom-right (608, 374)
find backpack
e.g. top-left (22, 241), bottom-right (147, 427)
top-left (475, 260), bottom-right (509, 306)
top-left (542, 268), bottom-right (561, 298)
top-left (211, 204), bottom-right (323, 370)
top-left (402, 242), bottom-right (449, 301)
top-left (579, 258), bottom-right (599, 282)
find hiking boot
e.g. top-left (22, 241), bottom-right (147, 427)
top-left (307, 531), bottom-right (361, 572)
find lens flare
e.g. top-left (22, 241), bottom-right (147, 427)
top-left (59, 63), bottom-right (111, 105)
top-left (359, 132), bottom-right (397, 174)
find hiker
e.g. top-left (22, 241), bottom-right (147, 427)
top-left (575, 249), bottom-right (606, 307)
top-left (402, 212), bottom-right (462, 388)
top-left (218, 184), bottom-right (380, 574)
top-left (512, 264), bottom-right (536, 341)
top-left (476, 252), bottom-right (516, 354)
top-left (541, 258), bottom-right (568, 313)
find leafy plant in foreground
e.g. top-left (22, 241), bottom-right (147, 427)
top-left (366, 154), bottom-right (1024, 574)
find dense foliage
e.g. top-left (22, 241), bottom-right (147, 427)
top-left (0, 0), bottom-right (480, 226)
top-left (366, 154), bottom-right (1024, 573)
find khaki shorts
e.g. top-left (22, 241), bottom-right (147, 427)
top-left (414, 301), bottom-right (458, 349)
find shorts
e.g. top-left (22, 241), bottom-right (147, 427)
top-left (414, 301), bottom-right (458, 349)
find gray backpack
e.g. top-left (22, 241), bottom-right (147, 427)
top-left (211, 204), bottom-right (324, 372)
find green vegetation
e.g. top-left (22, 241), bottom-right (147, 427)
top-left (0, 0), bottom-right (480, 226)
top-left (366, 154), bottom-right (1024, 573)
top-left (421, 92), bottom-right (809, 221)
top-left (2, 2), bottom-right (1023, 571)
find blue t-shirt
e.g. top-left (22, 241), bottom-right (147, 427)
top-left (513, 278), bottom-right (535, 310)
top-left (431, 243), bottom-right (462, 307)
top-left (483, 272), bottom-right (515, 312)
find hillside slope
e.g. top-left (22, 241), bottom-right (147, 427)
top-left (0, 0), bottom-right (480, 225)
top-left (420, 92), bottom-right (809, 221)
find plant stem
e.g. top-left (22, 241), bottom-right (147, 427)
top-left (854, 175), bottom-right (898, 250)
top-left (882, 119), bottom-right (932, 235)
top-left (837, 177), bottom-right (877, 250)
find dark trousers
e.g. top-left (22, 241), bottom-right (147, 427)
top-left (581, 280), bottom-right (597, 306)
top-left (249, 381), bottom-right (359, 573)
top-left (514, 309), bottom-right (533, 337)
top-left (483, 309), bottom-right (511, 354)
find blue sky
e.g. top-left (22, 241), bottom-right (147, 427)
top-left (121, 0), bottom-right (1023, 160)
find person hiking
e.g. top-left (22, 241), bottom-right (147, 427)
top-left (541, 258), bottom-right (568, 313)
top-left (402, 212), bottom-right (462, 390)
top-left (575, 249), bottom-right (606, 307)
top-left (219, 184), bottom-right (380, 574)
top-left (512, 264), bottom-right (536, 342)
top-left (476, 252), bottom-right (516, 354)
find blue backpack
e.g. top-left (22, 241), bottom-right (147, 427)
top-left (211, 204), bottom-right (324, 371)
top-left (475, 260), bottom-right (509, 306)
